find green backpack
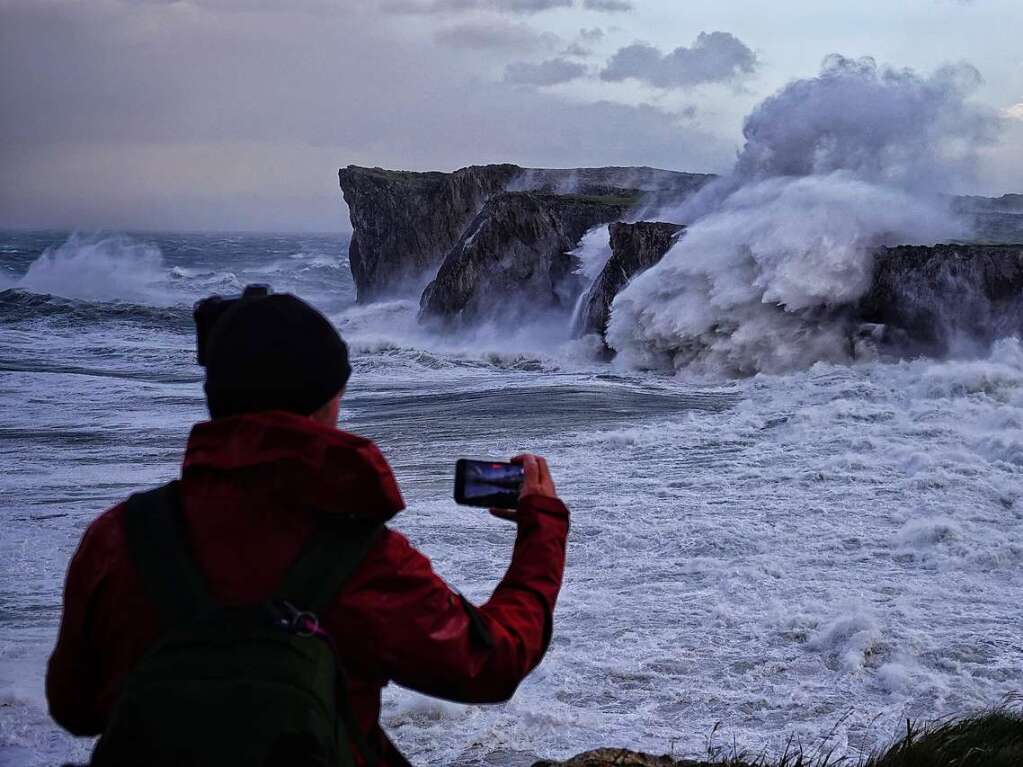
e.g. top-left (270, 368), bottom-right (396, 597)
top-left (90, 481), bottom-right (382, 767)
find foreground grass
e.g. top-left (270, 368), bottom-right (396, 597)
top-left (532, 709), bottom-right (1023, 767)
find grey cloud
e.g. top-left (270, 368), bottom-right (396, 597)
top-left (583, 0), bottom-right (633, 12)
top-left (498, 0), bottom-right (572, 11)
top-left (601, 32), bottom-right (758, 89)
top-left (561, 42), bottom-right (591, 57)
top-left (434, 21), bottom-right (559, 49)
top-left (0, 0), bottom-right (728, 231)
top-left (383, 0), bottom-right (571, 14)
top-left (109, 0), bottom-right (347, 13)
top-left (505, 57), bottom-right (587, 86)
top-left (560, 26), bottom-right (604, 57)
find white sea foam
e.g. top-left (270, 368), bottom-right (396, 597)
top-left (607, 56), bottom-right (1002, 376)
top-left (3, 243), bottom-right (1022, 765)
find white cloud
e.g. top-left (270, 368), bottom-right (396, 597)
top-left (1006, 102), bottom-right (1023, 121)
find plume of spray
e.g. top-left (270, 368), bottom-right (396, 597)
top-left (14, 233), bottom-right (171, 305)
top-left (606, 55), bottom-right (1002, 376)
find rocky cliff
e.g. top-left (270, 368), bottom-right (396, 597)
top-left (339, 165), bottom-right (520, 302)
top-left (859, 243), bottom-right (1023, 356)
top-left (339, 164), bottom-right (712, 303)
top-left (952, 194), bottom-right (1023, 244)
top-left (419, 192), bottom-right (636, 325)
top-left (574, 221), bottom-right (685, 338)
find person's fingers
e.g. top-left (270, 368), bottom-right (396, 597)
top-left (489, 507), bottom-right (517, 521)
top-left (537, 455), bottom-right (555, 493)
top-left (518, 454), bottom-right (540, 495)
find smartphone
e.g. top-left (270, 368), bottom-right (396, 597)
top-left (454, 459), bottom-right (524, 509)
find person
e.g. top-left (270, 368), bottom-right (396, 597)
top-left (46, 291), bottom-right (570, 766)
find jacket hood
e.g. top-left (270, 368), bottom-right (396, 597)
top-left (182, 410), bottom-right (405, 522)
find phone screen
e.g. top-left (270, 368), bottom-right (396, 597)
top-left (454, 459), bottom-right (524, 509)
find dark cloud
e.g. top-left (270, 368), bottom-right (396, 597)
top-left (505, 57), bottom-right (587, 86)
top-left (434, 21), bottom-right (558, 49)
top-left (582, 0), bottom-right (633, 12)
top-left (383, 0), bottom-right (572, 14)
top-left (601, 32), bottom-right (758, 89)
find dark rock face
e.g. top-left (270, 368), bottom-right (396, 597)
top-left (339, 165), bottom-right (520, 303)
top-left (419, 193), bottom-right (634, 325)
top-left (859, 244), bottom-right (1023, 355)
top-left (574, 221), bottom-right (684, 338)
top-left (339, 164), bottom-right (713, 303)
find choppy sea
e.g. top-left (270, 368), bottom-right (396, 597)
top-left (1, 231), bottom-right (1020, 766)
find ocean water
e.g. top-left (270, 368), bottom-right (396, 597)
top-left (0, 231), bottom-right (1020, 766)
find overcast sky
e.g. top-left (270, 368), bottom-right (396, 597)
top-left (1, 0), bottom-right (1021, 232)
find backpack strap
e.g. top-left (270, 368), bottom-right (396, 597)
top-left (124, 480), bottom-right (214, 626)
top-left (274, 518), bottom-right (384, 614)
top-left (274, 518), bottom-right (385, 767)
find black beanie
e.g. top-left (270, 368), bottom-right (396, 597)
top-left (203, 293), bottom-right (351, 419)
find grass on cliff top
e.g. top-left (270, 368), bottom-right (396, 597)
top-left (535, 708), bottom-right (1023, 767)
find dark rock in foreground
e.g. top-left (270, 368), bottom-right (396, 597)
top-left (420, 193), bottom-right (635, 325)
top-left (574, 221), bottom-right (685, 339)
top-left (531, 710), bottom-right (1023, 767)
top-left (533, 750), bottom-right (713, 767)
top-left (339, 164), bottom-right (711, 303)
top-left (860, 244), bottom-right (1023, 356)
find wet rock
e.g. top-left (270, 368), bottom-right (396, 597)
top-left (531, 749), bottom-right (721, 767)
top-left (419, 193), bottom-right (635, 325)
top-left (859, 243), bottom-right (1023, 356)
top-left (574, 221), bottom-right (685, 339)
top-left (338, 165), bottom-right (520, 303)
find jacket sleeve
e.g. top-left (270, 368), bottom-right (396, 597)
top-left (353, 494), bottom-right (569, 704)
top-left (46, 512), bottom-right (113, 736)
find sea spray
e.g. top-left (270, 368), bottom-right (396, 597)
top-left (13, 233), bottom-right (170, 305)
top-left (607, 55), bottom-right (1002, 375)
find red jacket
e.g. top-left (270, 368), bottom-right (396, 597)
top-left (46, 411), bottom-right (569, 764)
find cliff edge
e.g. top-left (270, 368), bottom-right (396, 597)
top-left (339, 164), bottom-right (712, 303)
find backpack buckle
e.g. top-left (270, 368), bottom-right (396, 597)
top-left (292, 610), bottom-right (320, 638)
top-left (275, 601), bottom-right (322, 638)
